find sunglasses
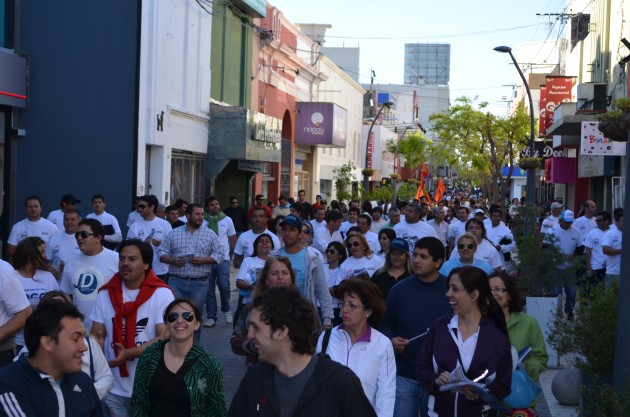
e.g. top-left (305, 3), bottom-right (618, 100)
top-left (75, 231), bottom-right (95, 239)
top-left (326, 249), bottom-right (338, 255)
top-left (137, 204), bottom-right (149, 209)
top-left (166, 311), bottom-right (195, 323)
top-left (347, 241), bottom-right (361, 248)
top-left (458, 243), bottom-right (474, 250)
top-left (301, 229), bottom-right (311, 235)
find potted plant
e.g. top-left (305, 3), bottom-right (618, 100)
top-left (390, 173), bottom-right (401, 180)
top-left (361, 168), bottom-right (375, 177)
top-left (518, 157), bottom-right (542, 170)
top-left (548, 281), bottom-right (619, 413)
top-left (596, 97), bottom-right (630, 142)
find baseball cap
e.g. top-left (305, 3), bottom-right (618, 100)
top-left (474, 208), bottom-right (485, 215)
top-left (61, 194), bottom-right (81, 205)
top-left (280, 214), bottom-right (302, 229)
top-left (550, 202), bottom-right (564, 211)
top-left (389, 238), bottom-right (408, 253)
top-left (560, 210), bottom-right (575, 222)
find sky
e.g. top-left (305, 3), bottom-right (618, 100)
top-left (268, 0), bottom-right (584, 115)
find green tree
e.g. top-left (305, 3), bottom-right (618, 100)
top-left (332, 162), bottom-right (356, 203)
top-left (384, 132), bottom-right (432, 179)
top-left (429, 97), bottom-right (531, 207)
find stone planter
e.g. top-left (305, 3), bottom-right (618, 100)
top-left (526, 295), bottom-right (560, 368)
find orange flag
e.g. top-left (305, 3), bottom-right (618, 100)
top-left (415, 178), bottom-right (431, 201)
top-left (434, 177), bottom-right (446, 202)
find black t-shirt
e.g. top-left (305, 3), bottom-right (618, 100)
top-left (274, 355), bottom-right (319, 417)
top-left (149, 343), bottom-right (197, 417)
top-left (371, 270), bottom-right (410, 300)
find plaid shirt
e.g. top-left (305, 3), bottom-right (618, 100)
top-left (158, 225), bottom-right (224, 277)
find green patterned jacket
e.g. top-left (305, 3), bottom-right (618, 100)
top-left (130, 339), bottom-right (227, 417)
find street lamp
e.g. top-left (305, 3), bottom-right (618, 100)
top-left (363, 100), bottom-right (394, 191)
top-left (494, 45), bottom-right (536, 206)
top-left (392, 126), bottom-right (413, 207)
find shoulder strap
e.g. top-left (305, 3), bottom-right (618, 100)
top-left (321, 328), bottom-right (332, 354)
top-left (87, 336), bottom-right (95, 382)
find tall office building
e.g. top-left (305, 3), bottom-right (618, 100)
top-left (404, 43), bottom-right (450, 86)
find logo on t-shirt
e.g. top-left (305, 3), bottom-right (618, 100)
top-left (73, 266), bottom-right (105, 299)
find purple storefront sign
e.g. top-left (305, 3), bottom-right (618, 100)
top-left (296, 102), bottom-right (347, 147)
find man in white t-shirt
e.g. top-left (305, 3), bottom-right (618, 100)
top-left (541, 201), bottom-right (564, 234)
top-left (126, 196), bottom-right (142, 228)
top-left (127, 195), bottom-right (173, 282)
top-left (47, 193), bottom-right (81, 233)
top-left (6, 195), bottom-right (59, 260)
top-left (545, 210), bottom-right (582, 319)
top-left (0, 260), bottom-right (32, 367)
top-left (427, 207), bottom-right (449, 249)
top-left (46, 209), bottom-right (81, 274)
top-left (572, 200), bottom-right (597, 244)
top-left (233, 206), bottom-right (281, 268)
top-left (602, 208), bottom-right (623, 283)
top-left (310, 207), bottom-right (327, 234)
top-left (61, 218), bottom-right (119, 331)
top-left (87, 194), bottom-right (123, 251)
top-left (369, 206), bottom-right (388, 233)
top-left (486, 208), bottom-right (515, 265)
top-left (394, 203), bottom-right (437, 256)
top-left (357, 214), bottom-right (381, 253)
top-left (203, 196), bottom-right (236, 326)
top-left (584, 210), bottom-right (611, 285)
top-left (447, 206), bottom-right (469, 257)
top-left (339, 207), bottom-right (359, 239)
top-left (313, 210), bottom-right (344, 253)
top-left (90, 240), bottom-right (173, 417)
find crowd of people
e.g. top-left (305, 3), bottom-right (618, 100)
top-left (0, 189), bottom-right (623, 416)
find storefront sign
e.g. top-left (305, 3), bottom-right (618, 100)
top-left (238, 160), bottom-right (265, 173)
top-left (546, 157), bottom-right (576, 184)
top-left (367, 131), bottom-right (374, 169)
top-left (0, 51), bottom-right (27, 108)
top-left (542, 76), bottom-right (575, 136)
top-left (580, 122), bottom-right (627, 156)
top-left (539, 85), bottom-right (547, 137)
top-left (296, 102), bottom-right (347, 147)
top-left (519, 142), bottom-right (564, 159)
top-left (578, 155), bottom-right (605, 177)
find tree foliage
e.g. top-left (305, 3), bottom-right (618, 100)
top-left (428, 97), bottom-right (531, 207)
top-left (384, 132), bottom-right (431, 179)
top-left (332, 162), bottom-right (356, 203)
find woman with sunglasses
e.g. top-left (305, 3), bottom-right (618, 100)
top-left (300, 220), bottom-right (325, 262)
top-left (371, 238), bottom-right (412, 299)
top-left (440, 233), bottom-right (494, 277)
top-left (450, 218), bottom-right (503, 272)
top-left (131, 298), bottom-right (226, 417)
top-left (12, 237), bottom-right (59, 350)
top-left (339, 234), bottom-right (384, 281)
top-left (376, 228), bottom-right (396, 262)
top-left (316, 279), bottom-right (395, 417)
top-left (234, 233), bottom-right (274, 325)
top-left (416, 266), bottom-right (512, 417)
top-left (324, 241), bottom-right (348, 326)
top-left (230, 256), bottom-right (300, 365)
top-left (489, 272), bottom-right (548, 384)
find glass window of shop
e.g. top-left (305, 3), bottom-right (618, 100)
top-left (170, 153), bottom-right (205, 204)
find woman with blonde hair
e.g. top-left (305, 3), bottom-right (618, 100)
top-left (339, 233), bottom-right (384, 280)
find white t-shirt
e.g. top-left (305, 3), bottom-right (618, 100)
top-left (325, 266), bottom-right (343, 306)
top-left (16, 270), bottom-right (59, 346)
top-left (7, 218), bottom-right (59, 246)
top-left (126, 210), bottom-right (142, 228)
top-left (370, 219), bottom-right (388, 234)
top-left (87, 212), bottom-right (123, 244)
top-left (0, 260), bottom-right (30, 333)
top-left (339, 221), bottom-right (357, 238)
top-left (545, 224), bottom-right (582, 269)
top-left (310, 219), bottom-right (326, 234)
top-left (602, 225), bottom-right (622, 275)
top-left (363, 231), bottom-right (381, 254)
top-left (393, 221), bottom-right (438, 255)
top-left (46, 232), bottom-right (81, 266)
top-left (572, 216), bottom-right (597, 244)
top-left (313, 227), bottom-right (343, 254)
top-left (584, 228), bottom-right (609, 270)
top-left (447, 220), bottom-right (467, 246)
top-left (61, 248), bottom-right (119, 329)
top-left (235, 256), bottom-right (266, 304)
top-left (427, 219), bottom-right (449, 246)
top-left (339, 255), bottom-right (384, 280)
top-left (90, 286), bottom-right (174, 397)
top-left (234, 229), bottom-right (281, 258)
top-left (47, 209), bottom-right (65, 232)
top-left (541, 214), bottom-right (559, 235)
top-left (127, 217), bottom-right (173, 275)
top-left (202, 216), bottom-right (236, 257)
top-left (451, 239), bottom-right (504, 270)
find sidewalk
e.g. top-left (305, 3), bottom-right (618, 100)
top-left (538, 368), bottom-right (580, 417)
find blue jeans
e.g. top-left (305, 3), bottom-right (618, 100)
top-left (394, 375), bottom-right (429, 417)
top-left (552, 268), bottom-right (576, 316)
top-left (104, 392), bottom-right (131, 417)
top-left (206, 260), bottom-right (231, 320)
top-left (169, 275), bottom-right (209, 342)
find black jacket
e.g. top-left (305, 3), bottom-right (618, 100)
top-left (228, 355), bottom-right (376, 417)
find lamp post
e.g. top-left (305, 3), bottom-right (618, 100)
top-left (494, 46), bottom-right (536, 206)
top-left (392, 126), bottom-right (413, 207)
top-left (363, 101), bottom-right (394, 191)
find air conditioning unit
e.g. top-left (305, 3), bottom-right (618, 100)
top-left (576, 82), bottom-right (607, 112)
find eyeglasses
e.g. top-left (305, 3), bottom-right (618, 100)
top-left (75, 231), bottom-right (95, 239)
top-left (166, 311), bottom-right (195, 323)
top-left (458, 243), bottom-right (474, 250)
top-left (301, 229), bottom-right (310, 235)
top-left (137, 204), bottom-right (149, 209)
top-left (338, 302), bottom-right (366, 311)
top-left (491, 287), bottom-right (508, 294)
top-left (347, 241), bottom-right (361, 248)
top-left (326, 249), bottom-right (338, 255)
